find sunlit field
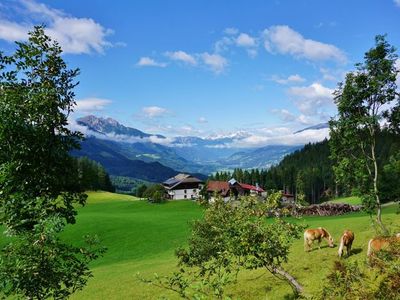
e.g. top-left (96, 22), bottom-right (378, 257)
top-left (43, 192), bottom-right (398, 299)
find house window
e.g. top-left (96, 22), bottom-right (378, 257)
top-left (184, 195), bottom-right (187, 199)
top-left (184, 189), bottom-right (187, 194)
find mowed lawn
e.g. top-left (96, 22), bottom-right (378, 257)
top-left (5, 192), bottom-right (398, 299)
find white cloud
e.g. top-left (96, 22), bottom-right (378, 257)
top-left (288, 82), bottom-right (334, 116)
top-left (236, 33), bottom-right (258, 57)
top-left (214, 36), bottom-right (234, 53)
top-left (142, 106), bottom-right (169, 118)
top-left (75, 98), bottom-right (112, 112)
top-left (272, 109), bottom-right (296, 122)
top-left (165, 50), bottom-right (197, 65)
top-left (263, 25), bottom-right (346, 63)
top-left (236, 33), bottom-right (256, 47)
top-left (296, 114), bottom-right (314, 125)
top-left (0, 20), bottom-right (29, 41)
top-left (136, 57), bottom-right (167, 67)
top-left (221, 128), bottom-right (330, 148)
top-left (198, 117), bottom-right (208, 124)
top-left (272, 74), bottom-right (306, 84)
top-left (272, 109), bottom-right (314, 125)
top-left (200, 52), bottom-right (228, 74)
top-left (224, 27), bottom-right (239, 35)
top-left (394, 0), bottom-right (400, 6)
top-left (0, 0), bottom-right (112, 54)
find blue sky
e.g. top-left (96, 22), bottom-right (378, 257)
top-left (1, 0), bottom-right (400, 147)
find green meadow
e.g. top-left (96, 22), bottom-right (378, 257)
top-left (25, 192), bottom-right (400, 299)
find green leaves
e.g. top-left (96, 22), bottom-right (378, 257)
top-left (329, 35), bottom-right (399, 232)
top-left (0, 26), bottom-right (103, 299)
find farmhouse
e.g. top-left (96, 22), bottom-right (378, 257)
top-left (207, 178), bottom-right (265, 201)
top-left (162, 173), bottom-right (204, 200)
top-left (281, 192), bottom-right (295, 205)
top-left (240, 183), bottom-right (265, 196)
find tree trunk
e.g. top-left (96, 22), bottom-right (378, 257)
top-left (371, 136), bottom-right (388, 235)
top-left (271, 266), bottom-right (303, 297)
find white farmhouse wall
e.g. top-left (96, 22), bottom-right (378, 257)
top-left (168, 188), bottom-right (199, 200)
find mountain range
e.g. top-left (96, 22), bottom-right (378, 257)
top-left (73, 115), bottom-right (328, 183)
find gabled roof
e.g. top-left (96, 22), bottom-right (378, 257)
top-left (239, 183), bottom-right (264, 193)
top-left (163, 173), bottom-right (203, 189)
top-left (207, 181), bottom-right (231, 197)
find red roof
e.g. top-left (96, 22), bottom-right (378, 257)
top-left (207, 181), bottom-right (230, 196)
top-left (239, 183), bottom-right (264, 192)
top-left (282, 193), bottom-right (294, 197)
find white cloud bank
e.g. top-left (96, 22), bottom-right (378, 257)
top-left (228, 128), bottom-right (330, 148)
top-left (263, 25), bottom-right (346, 63)
top-left (75, 98), bottom-right (112, 113)
top-left (0, 0), bottom-right (113, 55)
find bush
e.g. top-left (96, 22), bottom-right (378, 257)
top-left (319, 240), bottom-right (400, 299)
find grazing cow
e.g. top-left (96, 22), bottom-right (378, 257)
top-left (338, 230), bottom-right (354, 258)
top-left (367, 233), bottom-right (400, 256)
top-left (304, 227), bottom-right (334, 252)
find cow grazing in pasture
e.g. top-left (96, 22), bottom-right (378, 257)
top-left (338, 230), bottom-right (354, 258)
top-left (304, 227), bottom-right (334, 252)
top-left (367, 233), bottom-right (400, 256)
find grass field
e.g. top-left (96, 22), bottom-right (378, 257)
top-left (328, 196), bottom-right (362, 205)
top-left (3, 191), bottom-right (399, 299)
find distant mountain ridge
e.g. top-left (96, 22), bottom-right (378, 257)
top-left (218, 145), bottom-right (303, 169)
top-left (77, 115), bottom-right (165, 139)
top-left (73, 115), bottom-right (329, 182)
top-left (73, 136), bottom-right (207, 182)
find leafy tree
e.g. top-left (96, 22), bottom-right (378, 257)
top-left (143, 184), bottom-right (166, 203)
top-left (135, 183), bottom-right (148, 198)
top-left (380, 152), bottom-right (400, 203)
top-left (329, 35), bottom-right (399, 233)
top-left (0, 26), bottom-right (104, 299)
top-left (142, 195), bottom-right (305, 298)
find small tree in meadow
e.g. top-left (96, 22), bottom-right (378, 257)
top-left (329, 35), bottom-right (399, 233)
top-left (141, 194), bottom-right (305, 298)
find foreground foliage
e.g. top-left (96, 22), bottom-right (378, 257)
top-left (320, 240), bottom-right (400, 300)
top-left (142, 194), bottom-right (305, 298)
top-left (0, 26), bottom-right (104, 299)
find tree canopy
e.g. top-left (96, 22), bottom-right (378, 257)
top-left (0, 26), bottom-right (104, 299)
top-left (329, 35), bottom-right (399, 233)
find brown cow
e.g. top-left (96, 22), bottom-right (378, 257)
top-left (304, 227), bottom-right (334, 252)
top-left (367, 233), bottom-right (400, 256)
top-left (338, 230), bottom-right (354, 258)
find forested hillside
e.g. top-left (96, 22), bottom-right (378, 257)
top-left (73, 157), bottom-right (115, 192)
top-left (211, 130), bottom-right (400, 204)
